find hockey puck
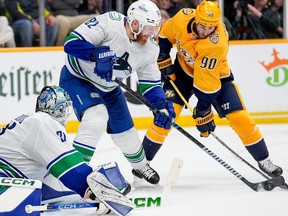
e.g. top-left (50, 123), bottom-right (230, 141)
top-left (263, 180), bottom-right (275, 191)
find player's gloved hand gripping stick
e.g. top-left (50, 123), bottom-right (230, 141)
top-left (193, 106), bottom-right (216, 137)
top-left (152, 99), bottom-right (176, 130)
top-left (113, 78), bottom-right (286, 192)
top-left (94, 46), bottom-right (115, 82)
top-left (167, 78), bottom-right (288, 190)
top-left (158, 53), bottom-right (175, 81)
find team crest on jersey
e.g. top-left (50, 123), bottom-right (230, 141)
top-left (109, 12), bottom-right (122, 21)
top-left (209, 33), bottom-right (219, 44)
top-left (180, 47), bottom-right (194, 66)
top-left (165, 90), bottom-right (175, 98)
top-left (182, 8), bottom-right (193, 15)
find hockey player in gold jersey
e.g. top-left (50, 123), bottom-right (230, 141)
top-left (140, 0), bottom-right (283, 178)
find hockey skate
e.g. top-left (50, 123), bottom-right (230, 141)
top-left (258, 158), bottom-right (283, 177)
top-left (132, 164), bottom-right (160, 185)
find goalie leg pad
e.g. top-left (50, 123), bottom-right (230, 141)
top-left (41, 162), bottom-right (131, 206)
top-left (87, 168), bottom-right (135, 216)
top-left (0, 177), bottom-right (42, 216)
top-left (97, 161), bottom-right (131, 195)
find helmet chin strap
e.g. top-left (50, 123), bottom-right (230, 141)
top-left (128, 22), bottom-right (142, 40)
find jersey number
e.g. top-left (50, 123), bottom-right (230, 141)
top-left (0, 122), bottom-right (16, 136)
top-left (200, 57), bottom-right (217, 70)
top-left (0, 114), bottom-right (27, 136)
top-left (56, 131), bottom-right (67, 142)
top-left (85, 17), bottom-right (99, 29)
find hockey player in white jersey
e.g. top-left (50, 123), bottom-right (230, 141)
top-left (59, 0), bottom-right (176, 185)
top-left (0, 85), bottom-right (134, 216)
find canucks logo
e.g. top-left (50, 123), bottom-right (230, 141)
top-left (109, 12), bottom-right (122, 21)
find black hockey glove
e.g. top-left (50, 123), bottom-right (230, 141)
top-left (152, 99), bottom-right (176, 130)
top-left (113, 52), bottom-right (132, 77)
top-left (93, 46), bottom-right (115, 82)
top-left (193, 107), bottom-right (216, 137)
top-left (157, 53), bottom-right (175, 81)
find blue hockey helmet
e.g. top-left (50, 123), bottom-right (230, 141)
top-left (36, 85), bottom-right (73, 125)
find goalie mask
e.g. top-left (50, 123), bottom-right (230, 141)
top-left (127, 0), bottom-right (161, 39)
top-left (36, 85), bottom-right (73, 125)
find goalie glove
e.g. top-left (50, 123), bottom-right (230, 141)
top-left (193, 107), bottom-right (216, 138)
top-left (157, 53), bottom-right (175, 81)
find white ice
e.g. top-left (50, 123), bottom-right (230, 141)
top-left (43, 124), bottom-right (288, 216)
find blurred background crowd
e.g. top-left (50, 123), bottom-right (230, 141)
top-left (0, 0), bottom-right (284, 48)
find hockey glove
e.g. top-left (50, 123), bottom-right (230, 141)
top-left (157, 53), bottom-right (175, 81)
top-left (113, 52), bottom-right (132, 77)
top-left (193, 107), bottom-right (216, 137)
top-left (94, 46), bottom-right (115, 82)
top-left (153, 99), bottom-right (176, 130)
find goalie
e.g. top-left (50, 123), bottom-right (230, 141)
top-left (0, 85), bottom-right (134, 216)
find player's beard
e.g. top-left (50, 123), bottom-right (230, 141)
top-left (137, 32), bottom-right (149, 45)
top-left (197, 34), bottom-right (209, 39)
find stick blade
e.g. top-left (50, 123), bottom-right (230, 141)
top-left (163, 158), bottom-right (183, 193)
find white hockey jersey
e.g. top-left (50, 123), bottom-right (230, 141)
top-left (64, 11), bottom-right (161, 93)
top-left (0, 112), bottom-right (84, 180)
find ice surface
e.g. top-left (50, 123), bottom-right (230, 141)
top-left (43, 124), bottom-right (288, 216)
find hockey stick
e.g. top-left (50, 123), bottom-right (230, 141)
top-left (114, 78), bottom-right (285, 192)
top-left (168, 78), bottom-right (194, 114)
top-left (168, 78), bottom-right (288, 190)
top-left (25, 203), bottom-right (97, 213)
top-left (163, 157), bottom-right (184, 193)
top-left (26, 195), bottom-right (162, 213)
top-left (210, 132), bottom-right (288, 189)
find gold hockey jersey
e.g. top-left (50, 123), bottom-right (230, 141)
top-left (159, 8), bottom-right (231, 94)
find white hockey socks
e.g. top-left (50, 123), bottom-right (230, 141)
top-left (111, 127), bottom-right (147, 169)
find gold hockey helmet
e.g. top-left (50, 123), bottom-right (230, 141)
top-left (195, 0), bottom-right (221, 27)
